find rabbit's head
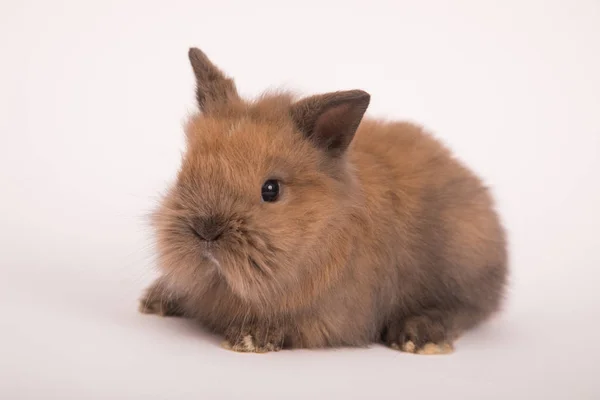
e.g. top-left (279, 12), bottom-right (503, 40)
top-left (152, 48), bottom-right (370, 311)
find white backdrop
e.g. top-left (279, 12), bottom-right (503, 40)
top-left (1, 1), bottom-right (599, 399)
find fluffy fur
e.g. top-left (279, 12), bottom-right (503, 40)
top-left (139, 48), bottom-right (508, 354)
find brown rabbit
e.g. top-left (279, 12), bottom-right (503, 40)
top-left (139, 47), bottom-right (508, 355)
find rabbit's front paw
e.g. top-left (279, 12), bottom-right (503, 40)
top-left (138, 279), bottom-right (185, 317)
top-left (222, 323), bottom-right (285, 353)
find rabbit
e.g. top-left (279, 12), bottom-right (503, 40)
top-left (139, 47), bottom-right (508, 355)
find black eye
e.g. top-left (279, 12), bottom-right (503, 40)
top-left (261, 179), bottom-right (280, 202)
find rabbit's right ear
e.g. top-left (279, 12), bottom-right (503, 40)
top-left (188, 48), bottom-right (240, 113)
top-left (290, 90), bottom-right (370, 157)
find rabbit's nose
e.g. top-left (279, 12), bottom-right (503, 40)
top-left (191, 215), bottom-right (226, 241)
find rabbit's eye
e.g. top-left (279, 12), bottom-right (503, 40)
top-left (261, 179), bottom-right (280, 202)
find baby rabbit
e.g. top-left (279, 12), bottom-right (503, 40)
top-left (139, 48), bottom-right (508, 355)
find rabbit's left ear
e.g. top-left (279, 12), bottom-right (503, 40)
top-left (188, 47), bottom-right (240, 113)
top-left (290, 90), bottom-right (370, 157)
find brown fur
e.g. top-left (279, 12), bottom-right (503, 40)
top-left (139, 48), bottom-right (508, 354)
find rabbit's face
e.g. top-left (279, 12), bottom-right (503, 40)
top-left (152, 48), bottom-right (370, 309)
top-left (153, 111), bottom-right (349, 306)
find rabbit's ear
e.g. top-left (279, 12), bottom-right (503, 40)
top-left (188, 48), bottom-right (240, 113)
top-left (290, 90), bottom-right (370, 157)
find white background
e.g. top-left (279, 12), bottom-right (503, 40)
top-left (1, 0), bottom-right (599, 399)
